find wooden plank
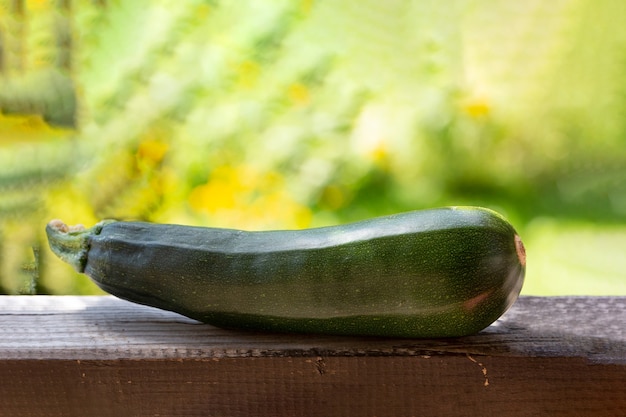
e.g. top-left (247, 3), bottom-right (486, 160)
top-left (1, 295), bottom-right (624, 362)
top-left (0, 296), bottom-right (625, 417)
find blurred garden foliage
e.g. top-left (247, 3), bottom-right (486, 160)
top-left (0, 0), bottom-right (625, 295)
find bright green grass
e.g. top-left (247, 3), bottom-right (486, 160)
top-left (521, 219), bottom-right (626, 295)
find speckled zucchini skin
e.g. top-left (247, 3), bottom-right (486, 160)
top-left (46, 207), bottom-right (525, 338)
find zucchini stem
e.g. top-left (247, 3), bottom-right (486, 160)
top-left (45, 220), bottom-right (110, 272)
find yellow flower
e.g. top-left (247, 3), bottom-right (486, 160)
top-left (188, 165), bottom-right (312, 230)
top-left (287, 83), bottom-right (310, 105)
top-left (462, 97), bottom-right (491, 118)
top-left (137, 139), bottom-right (169, 166)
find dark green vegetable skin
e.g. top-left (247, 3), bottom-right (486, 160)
top-left (46, 207), bottom-right (525, 338)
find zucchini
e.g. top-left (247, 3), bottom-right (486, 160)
top-left (46, 207), bottom-right (525, 338)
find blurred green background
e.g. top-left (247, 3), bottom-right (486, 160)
top-left (1, 0), bottom-right (625, 296)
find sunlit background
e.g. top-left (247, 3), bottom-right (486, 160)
top-left (1, 0), bottom-right (625, 296)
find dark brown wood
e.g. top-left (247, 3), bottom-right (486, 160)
top-left (1, 296), bottom-right (625, 417)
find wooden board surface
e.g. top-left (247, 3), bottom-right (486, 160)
top-left (1, 296), bottom-right (625, 417)
top-left (1, 295), bottom-right (624, 362)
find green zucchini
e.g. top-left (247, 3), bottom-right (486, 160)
top-left (46, 206), bottom-right (525, 338)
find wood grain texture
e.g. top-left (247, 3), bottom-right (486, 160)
top-left (1, 295), bottom-right (624, 362)
top-left (0, 296), bottom-right (625, 417)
